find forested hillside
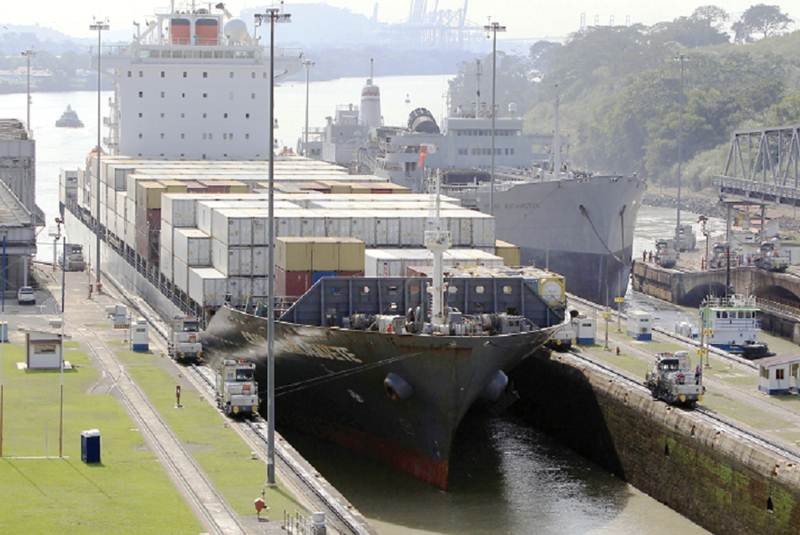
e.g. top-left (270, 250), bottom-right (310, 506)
top-left (449, 4), bottom-right (800, 189)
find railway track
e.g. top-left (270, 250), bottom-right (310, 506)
top-left (93, 266), bottom-right (373, 535)
top-left (84, 338), bottom-right (246, 535)
top-left (188, 365), bottom-right (372, 535)
top-left (564, 349), bottom-right (800, 465)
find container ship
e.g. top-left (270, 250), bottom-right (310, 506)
top-left (58, 4), bottom-right (567, 487)
top-left (202, 193), bottom-right (568, 488)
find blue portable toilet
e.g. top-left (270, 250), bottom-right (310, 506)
top-left (81, 429), bottom-right (101, 464)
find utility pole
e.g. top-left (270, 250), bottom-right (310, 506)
top-left (553, 85), bottom-right (561, 176)
top-left (90, 19), bottom-right (109, 292)
top-left (474, 59), bottom-right (481, 117)
top-left (302, 58), bottom-right (314, 156)
top-left (255, 6), bottom-right (291, 490)
top-left (674, 53), bottom-right (688, 257)
top-left (21, 50), bottom-right (35, 132)
top-left (483, 20), bottom-right (506, 215)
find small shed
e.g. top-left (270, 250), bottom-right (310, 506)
top-left (19, 328), bottom-right (70, 370)
top-left (627, 310), bottom-right (653, 341)
top-left (757, 355), bottom-right (800, 395)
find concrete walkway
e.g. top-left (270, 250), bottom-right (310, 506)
top-left (41, 266), bottom-right (247, 535)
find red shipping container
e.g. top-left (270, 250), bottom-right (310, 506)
top-left (370, 188), bottom-right (393, 194)
top-left (276, 267), bottom-right (312, 297)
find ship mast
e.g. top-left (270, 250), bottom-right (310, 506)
top-left (425, 171), bottom-right (451, 327)
top-left (474, 59), bottom-right (481, 118)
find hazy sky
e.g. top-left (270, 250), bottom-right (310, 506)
top-left (4, 1), bottom-right (797, 39)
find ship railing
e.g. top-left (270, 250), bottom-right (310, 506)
top-left (755, 296), bottom-right (800, 320)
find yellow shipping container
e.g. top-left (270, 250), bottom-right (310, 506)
top-left (276, 237), bottom-right (312, 271)
top-left (226, 180), bottom-right (249, 194)
top-left (137, 181), bottom-right (166, 210)
top-left (329, 183), bottom-right (352, 194)
top-left (349, 183), bottom-right (372, 194)
top-left (311, 240), bottom-right (339, 271)
top-left (495, 239), bottom-right (521, 266)
top-left (159, 179), bottom-right (188, 193)
top-left (337, 238), bottom-right (366, 271)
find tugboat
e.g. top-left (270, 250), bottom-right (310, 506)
top-left (203, 185), bottom-right (569, 489)
top-left (699, 294), bottom-right (773, 359)
top-left (55, 105), bottom-right (84, 128)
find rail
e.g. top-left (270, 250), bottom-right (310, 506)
top-left (755, 296), bottom-right (800, 320)
top-left (564, 349), bottom-right (800, 465)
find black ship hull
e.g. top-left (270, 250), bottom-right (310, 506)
top-left (203, 305), bottom-right (561, 488)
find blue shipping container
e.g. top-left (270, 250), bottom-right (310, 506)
top-left (312, 271), bottom-right (337, 284)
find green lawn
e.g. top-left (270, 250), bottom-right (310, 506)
top-left (116, 349), bottom-right (305, 520)
top-left (0, 342), bottom-right (201, 534)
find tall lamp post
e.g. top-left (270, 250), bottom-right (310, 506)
top-left (21, 50), bottom-right (35, 132)
top-left (302, 59), bottom-right (314, 156)
top-left (90, 19), bottom-right (109, 292)
top-left (483, 20), bottom-right (505, 216)
top-left (674, 53), bottom-right (688, 258)
top-left (254, 6), bottom-right (290, 489)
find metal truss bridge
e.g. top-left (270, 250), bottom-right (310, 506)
top-left (713, 125), bottom-right (800, 206)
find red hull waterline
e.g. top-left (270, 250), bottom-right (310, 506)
top-left (329, 425), bottom-right (450, 490)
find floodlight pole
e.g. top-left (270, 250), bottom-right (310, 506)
top-left (255, 6), bottom-right (290, 490)
top-left (90, 19), bottom-right (109, 292)
top-left (483, 21), bottom-right (506, 215)
top-left (302, 59), bottom-right (314, 156)
top-left (21, 50), bottom-right (35, 132)
top-left (674, 54), bottom-right (687, 257)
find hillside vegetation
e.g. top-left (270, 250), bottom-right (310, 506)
top-left (449, 5), bottom-right (800, 189)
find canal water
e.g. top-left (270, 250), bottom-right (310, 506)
top-left (0, 77), bottom-right (708, 533)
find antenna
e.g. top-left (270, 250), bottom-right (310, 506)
top-left (369, 57), bottom-right (374, 84)
top-left (579, 12), bottom-right (586, 31)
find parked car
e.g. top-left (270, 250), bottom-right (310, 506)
top-left (17, 286), bottom-right (36, 305)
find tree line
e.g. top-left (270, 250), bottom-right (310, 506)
top-left (448, 4), bottom-right (797, 189)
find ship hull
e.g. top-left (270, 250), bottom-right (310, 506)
top-left (470, 176), bottom-right (644, 304)
top-left (203, 305), bottom-right (560, 488)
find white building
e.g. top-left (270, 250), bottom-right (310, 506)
top-left (0, 119), bottom-right (40, 222)
top-left (758, 355), bottom-right (800, 395)
top-left (97, 4), bottom-right (302, 160)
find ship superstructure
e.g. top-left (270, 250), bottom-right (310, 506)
top-left (96, 2), bottom-right (302, 159)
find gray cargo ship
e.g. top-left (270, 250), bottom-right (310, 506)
top-left (305, 74), bottom-right (646, 304)
top-left (203, 274), bottom-right (568, 489)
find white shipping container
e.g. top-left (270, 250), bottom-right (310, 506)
top-left (374, 216), bottom-right (401, 246)
top-left (211, 240), bottom-right (253, 276)
top-left (227, 277), bottom-right (252, 304)
top-left (115, 213), bottom-right (125, 239)
top-left (212, 209), bottom-right (253, 246)
top-left (364, 249), bottom-right (505, 277)
top-left (252, 246), bottom-right (269, 276)
top-left (116, 191), bottom-right (128, 221)
top-left (159, 246), bottom-right (173, 280)
top-left (188, 267), bottom-right (228, 308)
top-left (161, 221), bottom-right (173, 253)
top-left (174, 228), bottom-right (211, 266)
top-left (162, 195), bottom-right (200, 227)
top-left (174, 256), bottom-right (189, 292)
top-left (105, 185), bottom-right (116, 212)
top-left (252, 277), bottom-right (268, 297)
top-left (324, 215), bottom-right (351, 238)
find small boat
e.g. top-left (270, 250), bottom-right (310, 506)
top-left (55, 105), bottom-right (84, 128)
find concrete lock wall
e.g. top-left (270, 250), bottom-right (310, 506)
top-left (511, 351), bottom-right (800, 535)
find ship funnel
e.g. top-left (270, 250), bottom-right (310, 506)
top-left (360, 58), bottom-right (382, 129)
